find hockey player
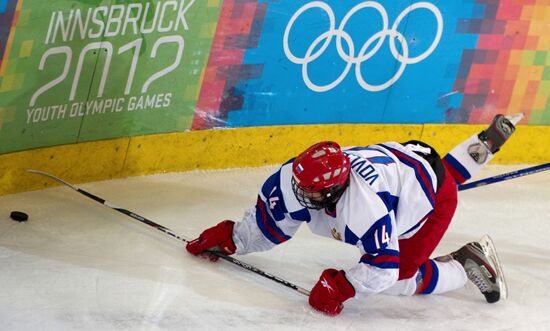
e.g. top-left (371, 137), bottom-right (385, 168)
top-left (186, 114), bottom-right (521, 316)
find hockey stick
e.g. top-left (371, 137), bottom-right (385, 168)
top-left (27, 170), bottom-right (311, 297)
top-left (458, 162), bottom-right (550, 191)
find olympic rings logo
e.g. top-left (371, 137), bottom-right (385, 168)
top-left (283, 1), bottom-right (443, 92)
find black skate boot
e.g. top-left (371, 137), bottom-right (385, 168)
top-left (451, 235), bottom-right (508, 303)
top-left (468, 113), bottom-right (523, 164)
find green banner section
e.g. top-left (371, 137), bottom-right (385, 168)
top-left (0, 0), bottom-right (220, 154)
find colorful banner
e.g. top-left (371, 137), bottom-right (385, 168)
top-left (2, 0), bottom-right (550, 154)
top-left (193, 0), bottom-right (550, 129)
top-left (0, 0), bottom-right (220, 153)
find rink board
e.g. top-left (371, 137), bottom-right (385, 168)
top-left (1, 123), bottom-right (548, 195)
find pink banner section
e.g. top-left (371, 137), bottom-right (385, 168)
top-left (450, 0), bottom-right (550, 124)
top-left (0, 0), bottom-right (21, 75)
top-left (192, 0), bottom-right (266, 130)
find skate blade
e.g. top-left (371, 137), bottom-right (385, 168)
top-left (505, 113), bottom-right (524, 126)
top-left (479, 235), bottom-right (508, 300)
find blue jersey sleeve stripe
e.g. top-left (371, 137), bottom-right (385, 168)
top-left (345, 146), bottom-right (370, 152)
top-left (360, 249), bottom-right (400, 269)
top-left (255, 197), bottom-right (291, 245)
top-left (382, 145), bottom-right (436, 207)
top-left (378, 249), bottom-right (400, 257)
top-left (367, 156), bottom-right (395, 165)
top-left (361, 260), bottom-right (400, 269)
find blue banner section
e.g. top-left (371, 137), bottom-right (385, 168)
top-left (226, 0), bottom-right (479, 126)
top-left (0, 0), bottom-right (7, 13)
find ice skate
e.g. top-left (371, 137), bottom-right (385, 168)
top-left (468, 113), bottom-right (523, 163)
top-left (451, 235), bottom-right (508, 303)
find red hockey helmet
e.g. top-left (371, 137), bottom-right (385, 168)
top-left (291, 141), bottom-right (350, 209)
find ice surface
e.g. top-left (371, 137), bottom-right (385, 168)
top-left (1, 165), bottom-right (549, 330)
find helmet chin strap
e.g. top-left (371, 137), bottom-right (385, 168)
top-left (305, 176), bottom-right (350, 210)
top-left (325, 176), bottom-right (350, 207)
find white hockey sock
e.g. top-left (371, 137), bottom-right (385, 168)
top-left (382, 258), bottom-right (467, 296)
top-left (443, 134), bottom-right (495, 184)
top-left (426, 258), bottom-right (467, 294)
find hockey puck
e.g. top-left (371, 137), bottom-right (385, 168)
top-left (9, 211), bottom-right (28, 222)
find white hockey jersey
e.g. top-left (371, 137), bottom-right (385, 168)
top-left (232, 142), bottom-right (439, 296)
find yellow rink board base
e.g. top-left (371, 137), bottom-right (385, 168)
top-left (1, 124), bottom-right (549, 196)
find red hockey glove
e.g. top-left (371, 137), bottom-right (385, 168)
top-left (186, 220), bottom-right (237, 261)
top-left (309, 269), bottom-right (355, 316)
